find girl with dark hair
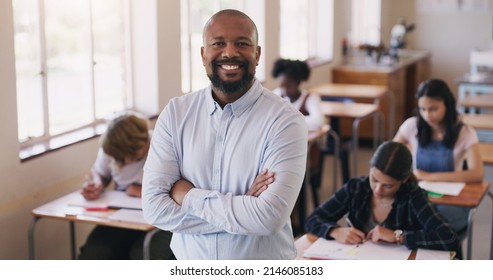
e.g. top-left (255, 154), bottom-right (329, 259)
top-left (393, 79), bottom-right (483, 233)
top-left (272, 58), bottom-right (351, 184)
top-left (304, 141), bottom-right (460, 253)
top-left (272, 58), bottom-right (323, 130)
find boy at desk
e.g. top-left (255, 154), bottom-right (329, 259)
top-left (304, 141), bottom-right (460, 256)
top-left (79, 114), bottom-right (174, 260)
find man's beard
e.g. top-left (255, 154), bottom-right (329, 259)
top-left (208, 60), bottom-right (255, 95)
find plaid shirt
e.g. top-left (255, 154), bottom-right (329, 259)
top-left (305, 176), bottom-right (460, 252)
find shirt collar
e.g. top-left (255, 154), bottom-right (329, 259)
top-left (206, 79), bottom-right (262, 117)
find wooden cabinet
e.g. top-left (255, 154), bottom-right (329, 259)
top-left (332, 50), bottom-right (431, 140)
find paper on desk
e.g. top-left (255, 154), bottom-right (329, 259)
top-left (302, 238), bottom-right (412, 260)
top-left (68, 190), bottom-right (142, 210)
top-left (419, 181), bottom-right (465, 196)
top-left (415, 248), bottom-right (451, 260)
top-left (108, 209), bottom-right (147, 224)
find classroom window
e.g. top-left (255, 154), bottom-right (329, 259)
top-left (12, 0), bottom-right (131, 148)
top-left (279, 0), bottom-right (334, 63)
top-left (350, 0), bottom-right (381, 47)
top-left (180, 0), bottom-right (265, 93)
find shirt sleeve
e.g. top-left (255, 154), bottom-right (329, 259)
top-left (304, 182), bottom-right (353, 239)
top-left (396, 117), bottom-right (417, 143)
top-left (91, 148), bottom-right (112, 184)
top-left (180, 114), bottom-right (308, 235)
top-left (403, 189), bottom-right (460, 252)
top-left (142, 108), bottom-right (224, 235)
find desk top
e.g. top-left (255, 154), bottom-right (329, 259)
top-left (309, 83), bottom-right (388, 99)
top-left (456, 73), bottom-right (493, 85)
top-left (458, 94), bottom-right (493, 108)
top-left (32, 191), bottom-right (154, 231)
top-left (320, 101), bottom-right (380, 119)
top-left (462, 114), bottom-right (493, 130)
top-left (428, 182), bottom-right (490, 208)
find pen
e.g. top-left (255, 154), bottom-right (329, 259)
top-left (85, 205), bottom-right (109, 211)
top-left (345, 217), bottom-right (366, 244)
top-left (345, 216), bottom-right (353, 227)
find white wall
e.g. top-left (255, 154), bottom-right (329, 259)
top-left (0, 0), bottom-right (350, 259)
top-left (383, 0), bottom-right (493, 96)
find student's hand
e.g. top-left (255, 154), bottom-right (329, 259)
top-left (126, 183), bottom-right (142, 197)
top-left (413, 169), bottom-right (431, 181)
top-left (366, 225), bottom-right (395, 243)
top-left (246, 169), bottom-right (275, 197)
top-left (170, 179), bottom-right (193, 206)
top-left (329, 227), bottom-right (366, 244)
top-left (81, 181), bottom-right (104, 201)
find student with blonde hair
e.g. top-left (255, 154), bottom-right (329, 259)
top-left (79, 114), bottom-right (174, 260)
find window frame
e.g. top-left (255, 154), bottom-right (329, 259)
top-left (13, 0), bottom-right (134, 155)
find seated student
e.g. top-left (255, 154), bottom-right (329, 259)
top-left (271, 58), bottom-right (350, 184)
top-left (393, 79), bottom-right (484, 233)
top-left (271, 58), bottom-right (323, 130)
top-left (304, 141), bottom-right (460, 254)
top-left (79, 114), bottom-right (174, 260)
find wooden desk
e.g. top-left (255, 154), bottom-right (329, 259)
top-left (428, 182), bottom-right (492, 260)
top-left (462, 114), bottom-right (493, 130)
top-left (456, 73), bottom-right (493, 114)
top-left (28, 191), bottom-right (158, 260)
top-left (478, 143), bottom-right (493, 164)
top-left (458, 95), bottom-right (493, 112)
top-left (320, 101), bottom-right (384, 177)
top-left (309, 83), bottom-right (395, 139)
top-left (332, 50), bottom-right (431, 139)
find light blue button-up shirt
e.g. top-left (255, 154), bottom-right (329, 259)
top-left (142, 79), bottom-right (308, 259)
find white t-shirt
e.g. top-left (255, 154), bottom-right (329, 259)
top-left (272, 88), bottom-right (323, 131)
top-left (396, 117), bottom-right (478, 171)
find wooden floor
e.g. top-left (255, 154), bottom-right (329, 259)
top-left (309, 144), bottom-right (493, 260)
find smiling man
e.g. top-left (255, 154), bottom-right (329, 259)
top-left (142, 9), bottom-right (308, 259)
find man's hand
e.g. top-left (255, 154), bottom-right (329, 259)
top-left (246, 169), bottom-right (275, 197)
top-left (170, 179), bottom-right (194, 206)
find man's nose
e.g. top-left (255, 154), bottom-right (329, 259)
top-left (222, 43), bottom-right (239, 58)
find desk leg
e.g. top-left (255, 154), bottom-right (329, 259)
top-left (28, 217), bottom-right (40, 260)
top-left (69, 221), bottom-right (76, 260)
top-left (143, 228), bottom-right (160, 260)
top-left (466, 208), bottom-right (476, 260)
top-left (328, 130), bottom-right (340, 194)
top-left (351, 119), bottom-right (360, 177)
top-left (386, 91), bottom-right (396, 140)
top-left (489, 191), bottom-right (493, 260)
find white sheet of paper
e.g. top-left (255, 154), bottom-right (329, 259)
top-left (68, 190), bottom-right (142, 210)
top-left (415, 248), bottom-right (451, 260)
top-left (418, 181), bottom-right (465, 196)
top-left (302, 238), bottom-right (412, 260)
top-left (108, 209), bottom-right (147, 224)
